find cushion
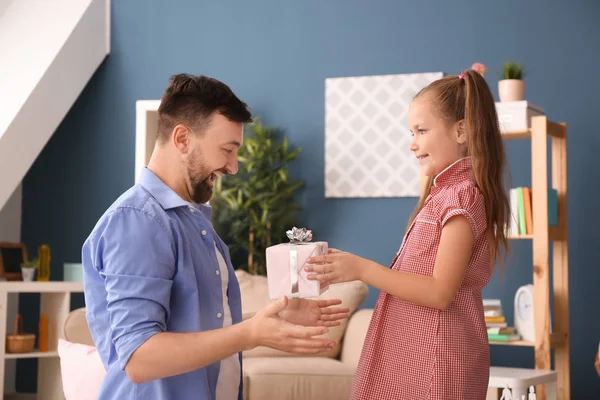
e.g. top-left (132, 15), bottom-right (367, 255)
top-left (63, 307), bottom-right (95, 347)
top-left (57, 339), bottom-right (106, 400)
top-left (236, 270), bottom-right (369, 359)
top-left (340, 309), bottom-right (373, 365)
top-left (243, 357), bottom-right (355, 400)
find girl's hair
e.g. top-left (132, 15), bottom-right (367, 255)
top-left (407, 69), bottom-right (510, 265)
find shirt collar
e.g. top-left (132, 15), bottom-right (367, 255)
top-left (139, 167), bottom-right (189, 210)
top-left (139, 168), bottom-right (215, 219)
top-left (432, 157), bottom-right (473, 188)
top-left (188, 201), bottom-right (214, 220)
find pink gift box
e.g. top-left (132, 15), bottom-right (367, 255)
top-left (266, 240), bottom-right (328, 300)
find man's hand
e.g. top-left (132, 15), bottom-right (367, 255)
top-left (278, 298), bottom-right (349, 327)
top-left (245, 297), bottom-right (338, 355)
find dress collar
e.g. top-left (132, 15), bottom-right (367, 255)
top-left (432, 157), bottom-right (474, 188)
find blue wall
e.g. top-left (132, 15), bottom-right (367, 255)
top-left (20, 0), bottom-right (599, 396)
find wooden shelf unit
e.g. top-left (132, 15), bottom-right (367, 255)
top-left (496, 116), bottom-right (570, 400)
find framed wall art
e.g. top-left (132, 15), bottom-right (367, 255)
top-left (325, 71), bottom-right (444, 198)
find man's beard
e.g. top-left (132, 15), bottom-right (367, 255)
top-left (186, 149), bottom-right (226, 204)
top-left (189, 173), bottom-right (213, 204)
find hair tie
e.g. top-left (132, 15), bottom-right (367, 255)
top-left (459, 72), bottom-right (465, 80)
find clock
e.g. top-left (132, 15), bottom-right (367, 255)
top-left (514, 284), bottom-right (535, 342)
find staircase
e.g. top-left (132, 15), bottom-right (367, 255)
top-left (0, 0), bottom-right (110, 211)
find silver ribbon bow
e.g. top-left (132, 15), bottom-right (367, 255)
top-left (286, 227), bottom-right (313, 297)
top-left (286, 227), bottom-right (313, 243)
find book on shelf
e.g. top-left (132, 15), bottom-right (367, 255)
top-left (483, 299), bottom-right (505, 328)
top-left (482, 299), bottom-right (501, 307)
top-left (484, 308), bottom-right (503, 317)
top-left (484, 316), bottom-right (506, 323)
top-left (488, 333), bottom-right (521, 342)
top-left (486, 321), bottom-right (508, 328)
top-left (482, 299), bottom-right (521, 341)
top-left (487, 327), bottom-right (517, 335)
top-left (507, 186), bottom-right (558, 236)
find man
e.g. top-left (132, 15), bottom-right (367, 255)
top-left (82, 74), bottom-right (348, 400)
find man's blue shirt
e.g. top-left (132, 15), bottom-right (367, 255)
top-left (82, 168), bottom-right (243, 399)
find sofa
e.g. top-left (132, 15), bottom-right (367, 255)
top-left (60, 270), bottom-right (373, 400)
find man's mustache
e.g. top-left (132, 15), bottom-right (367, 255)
top-left (212, 168), bottom-right (229, 178)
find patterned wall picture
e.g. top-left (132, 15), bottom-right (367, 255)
top-left (325, 72), bottom-right (444, 198)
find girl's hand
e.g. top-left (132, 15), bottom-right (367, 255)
top-left (304, 248), bottom-right (366, 285)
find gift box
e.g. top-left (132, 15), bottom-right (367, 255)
top-left (266, 227), bottom-right (328, 299)
top-left (495, 101), bottom-right (545, 132)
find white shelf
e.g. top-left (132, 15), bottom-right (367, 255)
top-left (489, 366), bottom-right (557, 399)
top-left (0, 281), bottom-right (84, 399)
top-left (0, 281), bottom-right (83, 293)
top-left (4, 350), bottom-right (58, 359)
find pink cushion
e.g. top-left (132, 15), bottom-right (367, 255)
top-left (58, 339), bottom-right (106, 399)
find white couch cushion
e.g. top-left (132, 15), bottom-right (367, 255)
top-left (340, 309), bottom-right (373, 365)
top-left (243, 357), bottom-right (355, 400)
top-left (236, 270), bottom-right (369, 359)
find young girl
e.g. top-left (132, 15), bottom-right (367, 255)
top-left (306, 68), bottom-right (510, 400)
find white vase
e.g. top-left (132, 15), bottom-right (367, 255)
top-left (21, 268), bottom-right (35, 282)
top-left (498, 79), bottom-right (526, 102)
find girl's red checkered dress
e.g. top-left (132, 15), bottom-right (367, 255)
top-left (351, 157), bottom-right (492, 400)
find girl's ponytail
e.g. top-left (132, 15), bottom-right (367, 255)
top-left (463, 70), bottom-right (510, 265)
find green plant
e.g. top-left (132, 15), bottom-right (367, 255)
top-left (500, 61), bottom-right (526, 80)
top-left (20, 259), bottom-right (38, 269)
top-left (211, 118), bottom-right (304, 275)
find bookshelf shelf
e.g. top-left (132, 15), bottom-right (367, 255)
top-left (4, 350), bottom-right (59, 360)
top-left (508, 234), bottom-right (534, 240)
top-left (490, 332), bottom-right (567, 349)
top-left (499, 115), bottom-right (570, 400)
top-left (502, 130), bottom-right (532, 140)
top-left (508, 227), bottom-right (563, 241)
top-left (490, 340), bottom-right (534, 347)
top-left (501, 120), bottom-right (565, 140)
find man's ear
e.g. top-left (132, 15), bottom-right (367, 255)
top-left (456, 120), bottom-right (467, 145)
top-left (172, 124), bottom-right (191, 154)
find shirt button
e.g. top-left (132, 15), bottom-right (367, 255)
top-left (216, 270), bottom-right (220, 275)
top-left (189, 207), bottom-right (195, 212)
top-left (201, 230), bottom-right (207, 235)
top-left (217, 312), bottom-right (222, 319)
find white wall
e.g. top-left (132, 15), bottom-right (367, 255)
top-left (0, 184), bottom-right (21, 241)
top-left (0, 184), bottom-right (21, 394)
top-left (0, 0), bottom-right (110, 211)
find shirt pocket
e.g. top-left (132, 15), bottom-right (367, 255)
top-left (399, 218), bottom-right (441, 275)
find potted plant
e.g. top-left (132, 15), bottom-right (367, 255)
top-left (498, 61), bottom-right (526, 102)
top-left (211, 118), bottom-right (305, 276)
top-left (20, 259), bottom-right (38, 281)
